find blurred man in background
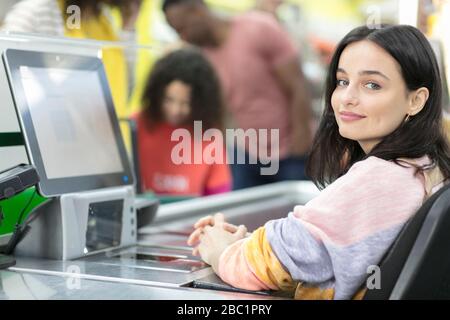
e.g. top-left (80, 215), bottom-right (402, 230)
top-left (162, 0), bottom-right (314, 190)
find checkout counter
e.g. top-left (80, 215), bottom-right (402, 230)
top-left (0, 34), bottom-right (319, 300)
top-left (0, 181), bottom-right (318, 300)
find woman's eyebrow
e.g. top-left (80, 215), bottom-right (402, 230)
top-left (359, 70), bottom-right (390, 80)
top-left (336, 68), bottom-right (390, 80)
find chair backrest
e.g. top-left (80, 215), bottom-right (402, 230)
top-left (364, 183), bottom-right (450, 300)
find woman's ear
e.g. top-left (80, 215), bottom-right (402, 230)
top-left (408, 87), bottom-right (429, 116)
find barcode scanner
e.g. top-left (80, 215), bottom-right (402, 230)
top-left (0, 164), bottom-right (40, 269)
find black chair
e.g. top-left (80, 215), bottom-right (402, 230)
top-left (364, 183), bottom-right (450, 299)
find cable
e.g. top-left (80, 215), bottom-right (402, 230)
top-left (0, 205), bottom-right (4, 226)
top-left (16, 190), bottom-right (37, 225)
top-left (3, 190), bottom-right (37, 255)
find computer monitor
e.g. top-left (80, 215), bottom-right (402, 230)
top-left (2, 49), bottom-right (134, 197)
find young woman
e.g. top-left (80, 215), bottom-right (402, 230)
top-left (136, 48), bottom-right (232, 197)
top-left (187, 24), bottom-right (450, 299)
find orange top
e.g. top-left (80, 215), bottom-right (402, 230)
top-left (136, 114), bottom-right (232, 196)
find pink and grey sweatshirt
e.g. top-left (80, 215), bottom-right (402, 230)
top-left (216, 156), bottom-right (446, 299)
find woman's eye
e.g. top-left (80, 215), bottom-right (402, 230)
top-left (337, 79), bottom-right (349, 87)
top-left (365, 82), bottom-right (381, 90)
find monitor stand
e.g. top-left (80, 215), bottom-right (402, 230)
top-left (14, 186), bottom-right (137, 260)
top-left (0, 254), bottom-right (15, 269)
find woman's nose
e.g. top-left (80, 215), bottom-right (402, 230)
top-left (341, 85), bottom-right (359, 106)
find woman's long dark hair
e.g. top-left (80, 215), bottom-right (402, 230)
top-left (306, 25), bottom-right (450, 189)
top-left (142, 48), bottom-right (224, 131)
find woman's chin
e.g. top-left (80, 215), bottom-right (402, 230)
top-left (338, 128), bottom-right (359, 141)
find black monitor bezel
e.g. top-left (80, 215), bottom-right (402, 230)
top-left (2, 48), bottom-right (134, 197)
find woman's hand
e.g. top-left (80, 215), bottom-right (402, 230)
top-left (194, 215), bottom-right (248, 272)
top-left (187, 213), bottom-right (248, 272)
top-left (187, 213), bottom-right (240, 252)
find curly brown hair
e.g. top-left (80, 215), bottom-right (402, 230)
top-left (142, 48), bottom-right (224, 131)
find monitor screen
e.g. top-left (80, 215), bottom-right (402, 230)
top-left (3, 49), bottom-right (134, 197)
top-left (20, 66), bottom-right (124, 179)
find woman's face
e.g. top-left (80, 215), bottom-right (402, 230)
top-left (331, 40), bottom-right (416, 153)
top-left (162, 80), bottom-right (192, 126)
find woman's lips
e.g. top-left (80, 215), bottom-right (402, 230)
top-left (339, 111), bottom-right (367, 122)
